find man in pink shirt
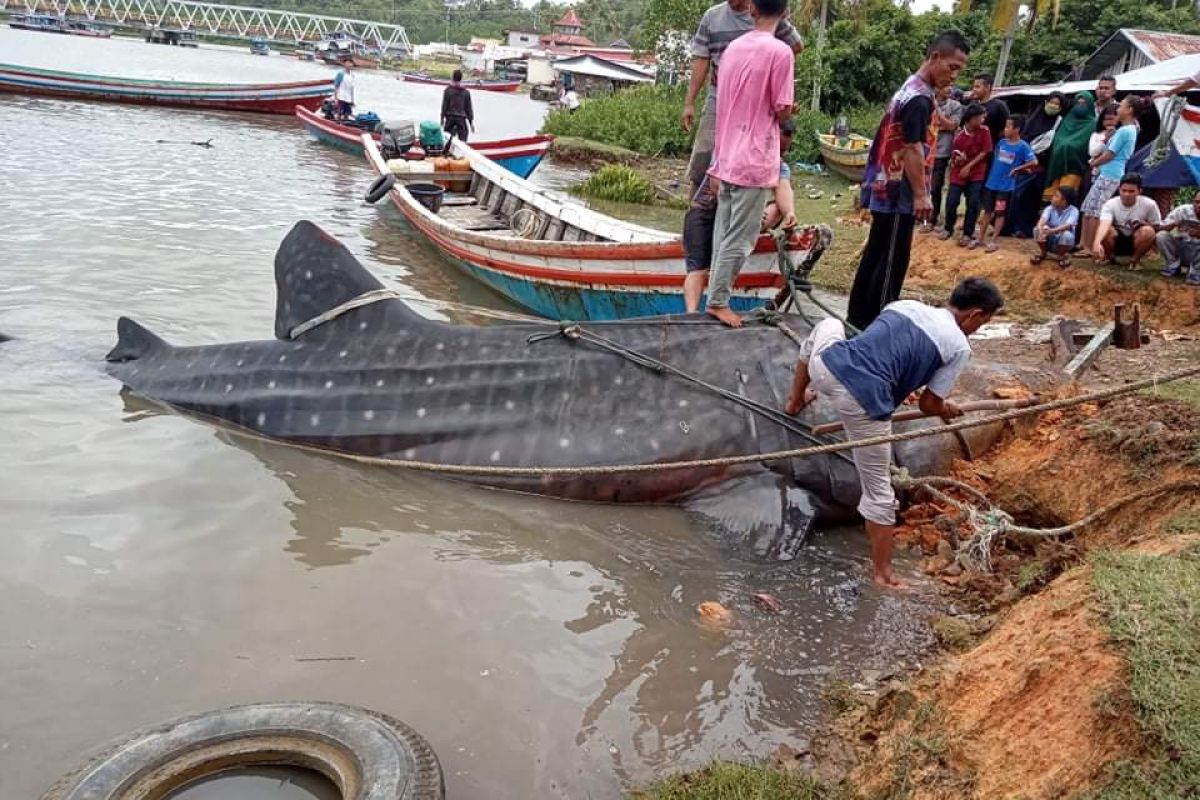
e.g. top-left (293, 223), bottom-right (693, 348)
top-left (704, 0), bottom-right (795, 327)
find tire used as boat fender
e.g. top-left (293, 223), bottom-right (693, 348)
top-left (40, 701), bottom-right (444, 800)
top-left (364, 173), bottom-right (396, 204)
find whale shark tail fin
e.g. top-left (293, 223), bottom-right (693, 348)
top-left (274, 220), bottom-right (422, 341)
top-left (107, 317), bottom-right (172, 362)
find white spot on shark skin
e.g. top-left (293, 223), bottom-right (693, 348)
top-left (363, 410), bottom-right (375, 420)
top-left (339, 350), bottom-right (348, 359)
top-left (614, 426), bottom-right (626, 436)
top-left (459, 402), bottom-right (471, 413)
top-left (376, 379), bottom-right (385, 388)
top-left (130, 368), bottom-right (139, 376)
top-left (278, 355), bottom-right (287, 363)
top-left (425, 376), bottom-right (435, 385)
top-left (267, 380), bottom-right (276, 389)
top-left (404, 448), bottom-right (417, 459)
top-left (256, 413), bottom-right (266, 427)
top-left (490, 450), bottom-right (501, 462)
top-left (359, 321), bottom-right (368, 331)
top-left (385, 346), bottom-right (397, 357)
top-left (504, 400), bottom-right (516, 411)
top-left (186, 362), bottom-right (194, 369)
top-left (324, 380), bottom-right (334, 389)
top-left (236, 359), bottom-right (244, 367)
top-left (559, 438), bottom-right (571, 448)
top-left (309, 414), bottom-right (320, 427)
top-left (614, 376), bottom-right (624, 386)
top-left (679, 421), bottom-right (690, 434)
top-left (304, 269), bottom-right (313, 280)
top-left (417, 408), bottom-right (427, 418)
top-left (199, 380), bottom-right (208, 390)
top-left (650, 439), bottom-right (660, 451)
top-left (435, 342), bottom-right (445, 351)
top-left (561, 392), bottom-right (570, 402)
top-left (515, 369), bottom-right (525, 379)
top-left (224, 384), bottom-right (233, 393)
top-left (678, 399), bottom-right (689, 408)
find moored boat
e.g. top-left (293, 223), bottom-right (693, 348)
top-left (399, 73), bottom-right (521, 93)
top-left (296, 105), bottom-right (553, 178)
top-left (816, 133), bottom-right (871, 183)
top-left (362, 133), bottom-right (830, 321)
top-left (8, 13), bottom-right (61, 32)
top-left (0, 63), bottom-right (331, 115)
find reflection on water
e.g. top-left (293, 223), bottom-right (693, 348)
top-left (0, 29), bottom-right (932, 800)
top-left (170, 767), bottom-right (340, 800)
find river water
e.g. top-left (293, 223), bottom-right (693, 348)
top-left (0, 29), bottom-right (933, 799)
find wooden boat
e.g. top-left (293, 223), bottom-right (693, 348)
top-left (296, 105), bottom-right (553, 179)
top-left (0, 63), bottom-right (330, 115)
top-left (8, 13), bottom-right (111, 37)
top-left (399, 73), bottom-right (521, 94)
top-left (816, 133), bottom-right (872, 183)
top-left (362, 133), bottom-right (830, 320)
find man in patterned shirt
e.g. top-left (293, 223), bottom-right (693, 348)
top-left (681, 0), bottom-right (804, 194)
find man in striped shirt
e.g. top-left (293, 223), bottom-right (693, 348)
top-left (681, 0), bottom-right (804, 192)
top-left (784, 277), bottom-right (1004, 588)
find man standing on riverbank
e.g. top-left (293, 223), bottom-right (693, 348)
top-left (702, 0), bottom-right (795, 327)
top-left (681, 0), bottom-right (804, 194)
top-left (441, 70), bottom-right (474, 142)
top-left (846, 31), bottom-right (971, 330)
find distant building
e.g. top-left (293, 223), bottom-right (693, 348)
top-left (1077, 28), bottom-right (1200, 79)
top-left (506, 30), bottom-right (540, 48)
top-left (607, 38), bottom-right (632, 50)
top-left (542, 9), bottom-right (594, 48)
top-left (552, 53), bottom-right (654, 96)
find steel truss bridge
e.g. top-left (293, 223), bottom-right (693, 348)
top-left (1, 0), bottom-right (412, 52)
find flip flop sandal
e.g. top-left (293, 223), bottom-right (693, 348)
top-left (1058, 256), bottom-right (1072, 268)
top-left (985, 242), bottom-right (999, 253)
top-left (1030, 254), bottom-right (1045, 265)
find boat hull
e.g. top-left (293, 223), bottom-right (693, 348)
top-left (296, 106), bottom-right (552, 178)
top-left (0, 64), bottom-right (329, 114)
top-left (399, 73), bottom-right (521, 93)
top-left (816, 134), bottom-right (870, 183)
top-left (363, 134), bottom-right (829, 321)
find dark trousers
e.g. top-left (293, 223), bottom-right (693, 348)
top-left (444, 116), bottom-right (470, 142)
top-left (847, 211), bottom-right (916, 330)
top-left (944, 181), bottom-right (983, 239)
top-left (1003, 170), bottom-right (1046, 237)
top-left (930, 156), bottom-right (950, 224)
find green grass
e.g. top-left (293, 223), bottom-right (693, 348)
top-left (1089, 546), bottom-right (1200, 798)
top-left (1140, 379), bottom-right (1200, 408)
top-left (571, 164), bottom-right (657, 205)
top-left (542, 84), bottom-right (694, 158)
top-left (1166, 511), bottom-right (1200, 536)
top-left (629, 762), bottom-right (843, 800)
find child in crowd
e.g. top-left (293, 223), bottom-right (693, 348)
top-left (939, 103), bottom-right (991, 247)
top-left (1032, 186), bottom-right (1079, 268)
top-left (977, 115), bottom-right (1037, 253)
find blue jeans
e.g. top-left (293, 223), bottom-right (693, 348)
top-left (944, 181), bottom-right (983, 239)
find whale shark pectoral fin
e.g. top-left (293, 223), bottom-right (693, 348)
top-left (273, 220), bottom-right (424, 341)
top-left (106, 317), bottom-right (172, 362)
top-left (683, 473), bottom-right (819, 561)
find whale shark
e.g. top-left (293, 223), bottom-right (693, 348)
top-left (105, 221), bottom-right (1011, 530)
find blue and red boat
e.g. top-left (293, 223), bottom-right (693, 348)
top-left (295, 104), bottom-right (553, 179)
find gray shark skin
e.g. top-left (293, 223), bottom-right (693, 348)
top-left (105, 221), bottom-right (1009, 519)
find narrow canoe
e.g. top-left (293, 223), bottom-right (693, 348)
top-left (816, 133), bottom-right (871, 183)
top-left (0, 63), bottom-right (330, 114)
top-left (296, 105), bottom-right (553, 179)
top-left (399, 73), bottom-right (522, 93)
top-left (362, 133), bottom-right (831, 321)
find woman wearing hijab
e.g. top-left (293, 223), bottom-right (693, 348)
top-left (1044, 91), bottom-right (1097, 203)
top-left (1007, 91), bottom-right (1065, 237)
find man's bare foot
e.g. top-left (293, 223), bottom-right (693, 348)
top-left (873, 571), bottom-right (909, 590)
top-left (707, 306), bottom-right (744, 328)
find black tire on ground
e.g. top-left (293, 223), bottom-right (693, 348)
top-left (40, 701), bottom-right (444, 800)
top-left (365, 173), bottom-right (396, 204)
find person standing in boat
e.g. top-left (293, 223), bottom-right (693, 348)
top-left (783, 277), bottom-right (1005, 589)
top-left (441, 70), bottom-right (474, 143)
top-left (333, 57), bottom-right (355, 121)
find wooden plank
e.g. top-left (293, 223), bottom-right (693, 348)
top-left (1064, 323), bottom-right (1115, 381)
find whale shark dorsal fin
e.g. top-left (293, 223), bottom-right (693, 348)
top-left (274, 221), bottom-right (391, 340)
top-left (107, 317), bottom-right (171, 362)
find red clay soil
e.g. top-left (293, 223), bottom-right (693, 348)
top-left (903, 236), bottom-right (1200, 330)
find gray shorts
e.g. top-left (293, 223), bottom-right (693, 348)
top-left (802, 319), bottom-right (898, 526)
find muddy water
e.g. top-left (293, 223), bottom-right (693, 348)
top-left (170, 767), bottom-right (339, 800)
top-left (0, 29), bottom-right (933, 799)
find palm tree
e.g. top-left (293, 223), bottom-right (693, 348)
top-left (958, 0), bottom-right (1061, 86)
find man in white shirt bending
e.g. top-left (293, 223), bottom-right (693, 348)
top-left (1092, 173), bottom-right (1161, 271)
top-left (1154, 192), bottom-right (1200, 286)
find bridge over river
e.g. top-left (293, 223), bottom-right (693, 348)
top-left (1, 0), bottom-right (412, 53)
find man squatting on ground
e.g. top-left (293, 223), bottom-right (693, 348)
top-left (783, 278), bottom-right (1005, 588)
top-left (701, 0), bottom-right (796, 327)
top-left (683, 119), bottom-right (798, 313)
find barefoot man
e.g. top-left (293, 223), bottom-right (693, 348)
top-left (784, 278), bottom-right (1004, 587)
top-left (703, 0), bottom-right (795, 327)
